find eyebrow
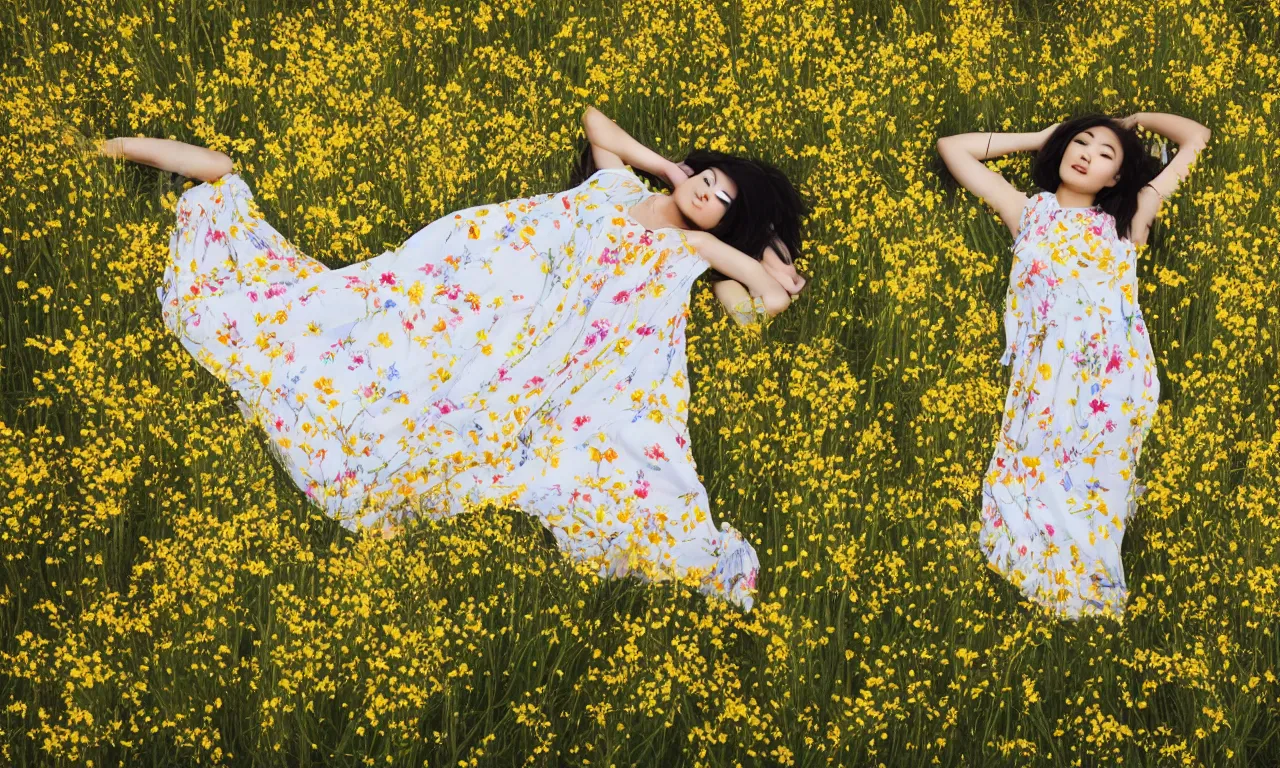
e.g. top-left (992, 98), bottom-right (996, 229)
top-left (1082, 129), bottom-right (1117, 153)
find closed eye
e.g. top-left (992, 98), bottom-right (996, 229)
top-left (1074, 137), bottom-right (1112, 159)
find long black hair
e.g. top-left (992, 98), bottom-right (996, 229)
top-left (1032, 114), bottom-right (1161, 240)
top-left (570, 138), bottom-right (809, 283)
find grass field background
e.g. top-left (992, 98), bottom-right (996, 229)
top-left (2, 0), bottom-right (1279, 764)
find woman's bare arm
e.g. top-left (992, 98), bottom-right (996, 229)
top-left (582, 107), bottom-right (684, 185)
top-left (685, 230), bottom-right (792, 317)
top-left (712, 239), bottom-right (805, 325)
top-left (712, 279), bottom-right (762, 326)
top-left (937, 128), bottom-right (1052, 238)
top-left (1123, 112), bottom-right (1211, 246)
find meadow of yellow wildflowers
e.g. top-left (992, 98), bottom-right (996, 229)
top-left (2, 0), bottom-right (1278, 765)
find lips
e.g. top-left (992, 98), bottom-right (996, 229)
top-left (1071, 164), bottom-right (1087, 174)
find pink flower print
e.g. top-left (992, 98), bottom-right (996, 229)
top-left (993, 516), bottom-right (1003, 528)
top-left (1090, 224), bottom-right (1103, 236)
top-left (361, 384), bottom-right (376, 398)
top-left (273, 416), bottom-right (285, 431)
top-left (436, 400), bottom-right (454, 414)
top-left (639, 232), bottom-right (653, 246)
top-left (1045, 524), bottom-right (1055, 537)
top-left (675, 434), bottom-right (686, 448)
top-left (1104, 419), bottom-right (1116, 433)
top-left (615, 380), bottom-right (628, 391)
top-left (418, 263), bottom-right (437, 276)
top-left (498, 366), bottom-right (511, 382)
top-left (572, 415), bottom-right (591, 431)
top-left (1090, 398), bottom-right (1108, 415)
top-left (1105, 346), bottom-right (1123, 373)
top-left (644, 443), bottom-right (668, 461)
top-left (446, 284), bottom-right (461, 301)
top-left (205, 229), bottom-right (227, 246)
top-left (744, 569), bottom-right (757, 591)
top-left (402, 318), bottom-right (415, 332)
top-left (635, 325), bottom-right (654, 336)
top-left (1019, 544), bottom-right (1028, 556)
top-left (613, 290), bottom-right (631, 303)
top-left (380, 271), bottom-right (397, 286)
top-left (247, 290), bottom-right (259, 302)
top-left (266, 283), bottom-right (287, 299)
top-left (583, 332), bottom-right (600, 349)
top-left (524, 375), bottom-right (545, 390)
top-left (634, 479), bottom-right (650, 499)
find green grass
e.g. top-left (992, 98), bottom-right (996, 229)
top-left (1, 0), bottom-right (1279, 765)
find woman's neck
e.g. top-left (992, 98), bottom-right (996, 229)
top-left (1054, 184), bottom-right (1097, 209)
top-left (630, 194), bottom-right (694, 231)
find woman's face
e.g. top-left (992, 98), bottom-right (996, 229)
top-left (675, 167), bottom-right (738, 230)
top-left (1059, 126), bottom-right (1124, 193)
top-left (762, 240), bottom-right (806, 296)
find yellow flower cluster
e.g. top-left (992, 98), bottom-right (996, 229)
top-left (2, 0), bottom-right (1279, 764)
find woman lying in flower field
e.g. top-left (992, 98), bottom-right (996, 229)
top-left (938, 111), bottom-right (1210, 620)
top-left (95, 106), bottom-right (809, 612)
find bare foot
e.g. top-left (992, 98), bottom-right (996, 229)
top-left (97, 137), bottom-right (128, 159)
top-left (53, 120), bottom-right (105, 160)
top-left (380, 518), bottom-right (403, 540)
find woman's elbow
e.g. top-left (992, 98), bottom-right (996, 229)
top-left (763, 290), bottom-right (792, 317)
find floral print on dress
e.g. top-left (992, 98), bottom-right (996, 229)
top-left (979, 190), bottom-right (1160, 620)
top-left (157, 167), bottom-right (760, 611)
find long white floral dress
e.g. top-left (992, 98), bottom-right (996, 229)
top-left (978, 190), bottom-right (1160, 620)
top-left (157, 166), bottom-right (760, 610)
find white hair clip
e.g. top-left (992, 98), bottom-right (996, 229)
top-left (715, 189), bottom-right (733, 205)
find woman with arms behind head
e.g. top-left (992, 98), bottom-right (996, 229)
top-left (937, 112), bottom-right (1210, 620)
top-left (96, 105), bottom-right (810, 612)
top-left (575, 108), bottom-right (810, 325)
